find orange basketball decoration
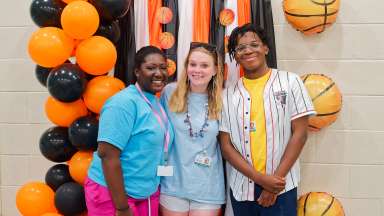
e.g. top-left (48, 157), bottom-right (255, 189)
top-left (68, 151), bottom-right (93, 185)
top-left (156, 7), bottom-right (173, 24)
top-left (45, 97), bottom-right (88, 127)
top-left (167, 59), bottom-right (176, 76)
top-left (16, 182), bottom-right (57, 216)
top-left (219, 9), bottom-right (235, 26)
top-left (76, 36), bottom-right (117, 75)
top-left (83, 76), bottom-right (125, 113)
top-left (61, 1), bottom-right (99, 39)
top-left (284, 0), bottom-right (340, 35)
top-left (159, 32), bottom-right (175, 49)
top-left (301, 74), bottom-right (342, 132)
top-left (298, 192), bottom-right (345, 216)
top-left (62, 0), bottom-right (87, 3)
top-left (28, 27), bottom-right (74, 68)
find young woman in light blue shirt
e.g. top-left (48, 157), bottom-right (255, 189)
top-left (160, 42), bottom-right (225, 216)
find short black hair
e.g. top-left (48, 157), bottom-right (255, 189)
top-left (134, 45), bottom-right (166, 70)
top-left (227, 23), bottom-right (269, 60)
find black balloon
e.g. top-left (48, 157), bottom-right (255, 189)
top-left (55, 182), bottom-right (86, 215)
top-left (39, 127), bottom-right (77, 162)
top-left (45, 164), bottom-right (73, 191)
top-left (69, 116), bottom-right (99, 151)
top-left (89, 0), bottom-right (132, 21)
top-left (47, 63), bottom-right (87, 102)
top-left (35, 65), bottom-right (51, 87)
top-left (95, 20), bottom-right (121, 44)
top-left (30, 0), bottom-right (66, 27)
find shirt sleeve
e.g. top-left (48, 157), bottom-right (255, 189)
top-left (160, 84), bottom-right (171, 110)
top-left (289, 74), bottom-right (317, 120)
top-left (219, 89), bottom-right (230, 132)
top-left (97, 103), bottom-right (136, 150)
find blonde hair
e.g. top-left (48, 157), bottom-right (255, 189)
top-left (168, 47), bottom-right (223, 120)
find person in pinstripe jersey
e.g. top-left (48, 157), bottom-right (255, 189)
top-left (219, 23), bottom-right (316, 216)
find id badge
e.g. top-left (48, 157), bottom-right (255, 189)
top-left (157, 165), bottom-right (173, 176)
top-left (194, 151), bottom-right (212, 167)
top-left (250, 121), bottom-right (256, 132)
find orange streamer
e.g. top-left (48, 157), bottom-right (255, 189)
top-left (148, 0), bottom-right (163, 48)
top-left (193, 0), bottom-right (210, 42)
top-left (237, 0), bottom-right (251, 77)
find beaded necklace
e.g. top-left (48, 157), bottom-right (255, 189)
top-left (184, 99), bottom-right (209, 138)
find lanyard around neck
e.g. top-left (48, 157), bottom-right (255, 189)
top-left (135, 83), bottom-right (170, 164)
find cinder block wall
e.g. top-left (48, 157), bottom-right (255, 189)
top-left (272, 0), bottom-right (384, 215)
top-left (1, 0), bottom-right (383, 215)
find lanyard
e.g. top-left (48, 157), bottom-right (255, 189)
top-left (135, 83), bottom-right (170, 164)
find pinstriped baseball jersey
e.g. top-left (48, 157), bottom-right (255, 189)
top-left (219, 69), bottom-right (316, 201)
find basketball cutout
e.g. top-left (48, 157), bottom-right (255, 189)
top-left (167, 59), bottom-right (176, 76)
top-left (219, 9), bottom-right (235, 26)
top-left (159, 32), bottom-right (175, 49)
top-left (301, 74), bottom-right (342, 131)
top-left (298, 192), bottom-right (345, 216)
top-left (283, 0), bottom-right (340, 35)
top-left (156, 7), bottom-right (173, 24)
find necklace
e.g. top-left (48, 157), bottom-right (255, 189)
top-left (184, 99), bottom-right (209, 138)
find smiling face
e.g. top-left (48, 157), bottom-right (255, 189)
top-left (186, 50), bottom-right (216, 92)
top-left (234, 31), bottom-right (269, 74)
top-left (135, 53), bottom-right (168, 94)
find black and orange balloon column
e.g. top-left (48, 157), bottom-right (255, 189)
top-left (18, 0), bottom-right (129, 214)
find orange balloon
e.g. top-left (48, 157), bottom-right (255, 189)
top-left (45, 97), bottom-right (88, 127)
top-left (28, 27), bottom-right (74, 68)
top-left (62, 0), bottom-right (87, 3)
top-left (61, 1), bottom-right (99, 39)
top-left (16, 182), bottom-right (57, 216)
top-left (83, 76), bottom-right (125, 113)
top-left (76, 36), bottom-right (117, 75)
top-left (68, 151), bottom-right (93, 184)
top-left (41, 213), bottom-right (63, 216)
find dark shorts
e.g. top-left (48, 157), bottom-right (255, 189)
top-left (230, 185), bottom-right (297, 216)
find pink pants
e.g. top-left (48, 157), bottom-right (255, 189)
top-left (84, 177), bottom-right (160, 216)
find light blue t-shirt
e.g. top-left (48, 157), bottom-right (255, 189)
top-left (160, 83), bottom-right (225, 204)
top-left (88, 85), bottom-right (174, 199)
